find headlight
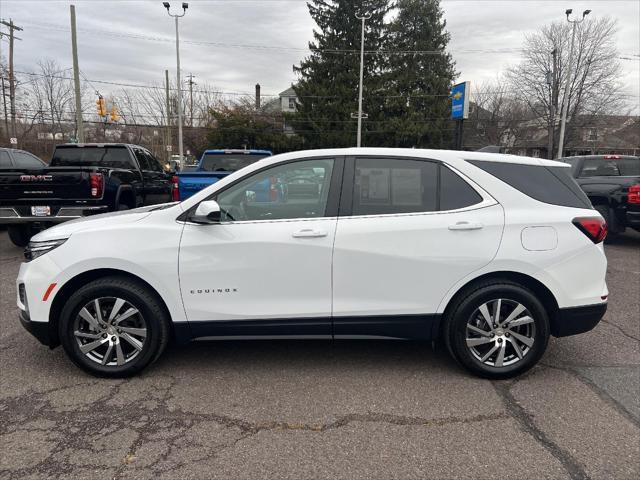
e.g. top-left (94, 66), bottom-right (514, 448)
top-left (24, 239), bottom-right (68, 262)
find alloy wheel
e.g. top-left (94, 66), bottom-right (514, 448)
top-left (465, 298), bottom-right (536, 368)
top-left (73, 297), bottom-right (147, 367)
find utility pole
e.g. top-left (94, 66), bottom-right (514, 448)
top-left (557, 8), bottom-right (591, 159)
top-left (1, 19), bottom-right (23, 142)
top-left (186, 73), bottom-right (196, 127)
top-left (353, 13), bottom-right (371, 148)
top-left (69, 5), bottom-right (85, 143)
top-left (165, 69), bottom-right (171, 163)
top-left (0, 28), bottom-right (7, 137)
top-left (547, 48), bottom-right (557, 160)
top-left (162, 2), bottom-right (188, 166)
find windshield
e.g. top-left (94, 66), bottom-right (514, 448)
top-left (51, 146), bottom-right (134, 169)
top-left (200, 154), bottom-right (269, 172)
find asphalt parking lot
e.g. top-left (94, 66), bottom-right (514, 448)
top-left (0, 229), bottom-right (638, 480)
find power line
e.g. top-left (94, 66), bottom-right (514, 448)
top-left (13, 70), bottom-right (640, 100)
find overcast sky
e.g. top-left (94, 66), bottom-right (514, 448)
top-left (1, 0), bottom-right (638, 110)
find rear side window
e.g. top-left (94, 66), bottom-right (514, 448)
top-left (12, 151), bottom-right (45, 168)
top-left (468, 160), bottom-right (591, 209)
top-left (579, 157), bottom-right (640, 177)
top-left (353, 158), bottom-right (438, 215)
top-left (51, 146), bottom-right (134, 169)
top-left (0, 151), bottom-right (11, 167)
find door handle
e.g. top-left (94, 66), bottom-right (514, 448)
top-left (448, 221), bottom-right (484, 231)
top-left (292, 228), bottom-right (328, 238)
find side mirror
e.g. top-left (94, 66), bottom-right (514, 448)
top-left (191, 200), bottom-right (221, 224)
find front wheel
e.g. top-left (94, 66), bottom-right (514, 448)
top-left (444, 281), bottom-right (550, 379)
top-left (7, 225), bottom-right (33, 247)
top-left (59, 276), bottom-right (170, 377)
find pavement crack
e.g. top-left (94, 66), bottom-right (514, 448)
top-left (540, 362), bottom-right (640, 428)
top-left (600, 318), bottom-right (640, 342)
top-left (492, 380), bottom-right (591, 480)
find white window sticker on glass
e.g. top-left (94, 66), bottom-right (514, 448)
top-left (358, 168), bottom-right (390, 205)
top-left (391, 168), bottom-right (422, 206)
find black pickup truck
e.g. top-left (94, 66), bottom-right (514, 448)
top-left (561, 155), bottom-right (640, 237)
top-left (0, 143), bottom-right (178, 246)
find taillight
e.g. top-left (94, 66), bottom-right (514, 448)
top-left (89, 173), bottom-right (104, 198)
top-left (628, 184), bottom-right (640, 205)
top-left (573, 217), bottom-right (607, 244)
top-left (171, 175), bottom-right (180, 201)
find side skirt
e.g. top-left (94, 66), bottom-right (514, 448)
top-left (172, 314), bottom-right (441, 345)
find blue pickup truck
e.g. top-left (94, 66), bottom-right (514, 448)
top-left (176, 149), bottom-right (272, 200)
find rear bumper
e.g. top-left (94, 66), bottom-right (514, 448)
top-left (19, 309), bottom-right (53, 347)
top-left (0, 206), bottom-right (108, 223)
top-left (551, 303), bottom-right (607, 337)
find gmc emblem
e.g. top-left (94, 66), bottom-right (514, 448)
top-left (20, 175), bottom-right (53, 182)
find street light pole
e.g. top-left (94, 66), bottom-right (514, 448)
top-left (355, 13), bottom-right (370, 148)
top-left (163, 2), bottom-right (188, 165)
top-left (556, 8), bottom-right (591, 159)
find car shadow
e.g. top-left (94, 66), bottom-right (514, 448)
top-left (156, 338), bottom-right (462, 375)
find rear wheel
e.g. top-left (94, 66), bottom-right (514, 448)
top-left (444, 281), bottom-right (550, 379)
top-left (7, 225), bottom-right (33, 247)
top-left (594, 204), bottom-right (621, 241)
top-left (59, 276), bottom-right (170, 377)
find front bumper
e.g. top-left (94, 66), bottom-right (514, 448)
top-left (551, 303), bottom-right (607, 337)
top-left (19, 309), bottom-right (53, 347)
top-left (0, 206), bottom-right (108, 224)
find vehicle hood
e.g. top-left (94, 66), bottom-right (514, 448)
top-left (31, 204), bottom-right (171, 242)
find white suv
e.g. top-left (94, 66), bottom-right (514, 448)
top-left (16, 148), bottom-right (608, 378)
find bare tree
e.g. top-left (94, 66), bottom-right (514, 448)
top-left (507, 16), bottom-right (624, 155)
top-left (469, 78), bottom-right (535, 151)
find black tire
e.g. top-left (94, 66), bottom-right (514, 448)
top-left (117, 203), bottom-right (130, 211)
top-left (58, 276), bottom-right (170, 378)
top-left (444, 280), bottom-right (550, 379)
top-left (7, 225), bottom-right (32, 247)
top-left (594, 204), bottom-right (621, 242)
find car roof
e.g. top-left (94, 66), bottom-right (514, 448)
top-left (56, 143), bottom-right (139, 148)
top-left (264, 148), bottom-right (568, 168)
top-left (203, 149), bottom-right (272, 155)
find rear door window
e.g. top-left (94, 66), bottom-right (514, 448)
top-left (468, 160), bottom-right (591, 209)
top-left (579, 157), bottom-right (640, 177)
top-left (440, 166), bottom-right (483, 210)
top-left (352, 157), bottom-right (438, 215)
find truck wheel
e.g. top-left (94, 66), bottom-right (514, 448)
top-left (58, 276), bottom-right (170, 378)
top-left (7, 225), bottom-right (32, 247)
top-left (593, 204), bottom-right (620, 242)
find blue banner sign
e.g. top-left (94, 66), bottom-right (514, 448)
top-left (451, 81), bottom-right (470, 120)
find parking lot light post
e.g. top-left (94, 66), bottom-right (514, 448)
top-left (556, 8), bottom-right (591, 159)
top-left (355, 12), bottom-right (371, 148)
top-left (163, 2), bottom-right (188, 165)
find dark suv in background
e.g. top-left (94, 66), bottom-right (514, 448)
top-left (561, 155), bottom-right (640, 238)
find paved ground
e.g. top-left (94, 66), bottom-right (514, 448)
top-left (0, 229), bottom-right (638, 479)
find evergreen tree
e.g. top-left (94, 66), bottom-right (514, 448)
top-left (289, 0), bottom-right (391, 148)
top-left (384, 0), bottom-right (456, 148)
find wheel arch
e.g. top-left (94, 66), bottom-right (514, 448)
top-left (437, 270), bottom-right (560, 338)
top-left (48, 268), bottom-right (174, 348)
top-left (115, 186), bottom-right (136, 209)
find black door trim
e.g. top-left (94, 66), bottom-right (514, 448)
top-left (172, 313), bottom-right (441, 345)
